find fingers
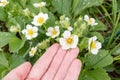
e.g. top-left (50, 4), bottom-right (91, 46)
top-left (41, 47), bottom-right (67, 80)
top-left (64, 59), bottom-right (82, 80)
top-left (26, 43), bottom-right (60, 80)
top-left (3, 62), bottom-right (31, 80)
top-left (54, 48), bottom-right (79, 80)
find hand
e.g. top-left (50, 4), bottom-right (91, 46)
top-left (3, 43), bottom-right (82, 80)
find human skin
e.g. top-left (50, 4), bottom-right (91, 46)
top-left (3, 43), bottom-right (82, 80)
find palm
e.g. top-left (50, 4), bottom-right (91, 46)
top-left (3, 44), bottom-right (81, 80)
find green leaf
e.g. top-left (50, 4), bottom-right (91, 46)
top-left (0, 32), bottom-right (26, 52)
top-left (45, 12), bottom-right (56, 27)
top-left (9, 36), bottom-right (26, 52)
top-left (52, 0), bottom-right (72, 16)
top-left (90, 32), bottom-right (104, 43)
top-left (110, 43), bottom-right (120, 55)
top-left (0, 32), bottom-right (14, 48)
top-left (72, 0), bottom-right (104, 16)
top-left (0, 7), bottom-right (8, 21)
top-left (79, 68), bottom-right (111, 80)
top-left (78, 37), bottom-right (88, 51)
top-left (90, 20), bottom-right (107, 31)
top-left (85, 50), bottom-right (113, 69)
top-left (0, 52), bottom-right (9, 68)
top-left (0, 52), bottom-right (9, 78)
top-left (9, 54), bottom-right (25, 69)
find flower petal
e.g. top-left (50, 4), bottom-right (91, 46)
top-left (63, 30), bottom-right (71, 38)
top-left (84, 15), bottom-right (89, 21)
top-left (91, 49), bottom-right (99, 55)
top-left (96, 41), bottom-right (102, 49)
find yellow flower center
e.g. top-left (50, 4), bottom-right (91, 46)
top-left (52, 29), bottom-right (57, 35)
top-left (40, 3), bottom-right (43, 7)
top-left (30, 49), bottom-right (35, 54)
top-left (37, 17), bottom-right (44, 24)
top-left (28, 29), bottom-right (34, 35)
top-left (88, 18), bottom-right (93, 24)
top-left (91, 41), bottom-right (96, 49)
top-left (1, 1), bottom-right (7, 5)
top-left (66, 38), bottom-right (73, 44)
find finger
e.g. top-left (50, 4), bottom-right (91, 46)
top-left (42, 47), bottom-right (67, 80)
top-left (54, 48), bottom-right (79, 80)
top-left (26, 43), bottom-right (60, 80)
top-left (64, 59), bottom-right (82, 80)
top-left (3, 62), bottom-right (31, 80)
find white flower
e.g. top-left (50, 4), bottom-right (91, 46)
top-left (32, 12), bottom-right (48, 26)
top-left (29, 47), bottom-right (37, 57)
top-left (0, 0), bottom-right (9, 7)
top-left (46, 26), bottom-right (60, 38)
top-left (22, 24), bottom-right (38, 40)
top-left (33, 2), bottom-right (46, 8)
top-left (10, 24), bottom-right (20, 32)
top-left (67, 26), bottom-right (73, 31)
top-left (59, 31), bottom-right (78, 50)
top-left (10, 26), bottom-right (19, 32)
top-left (23, 8), bottom-right (30, 16)
top-left (88, 36), bottom-right (102, 54)
top-left (84, 15), bottom-right (98, 26)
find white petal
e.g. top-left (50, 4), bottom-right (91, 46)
top-left (44, 14), bottom-right (49, 20)
top-left (48, 27), bottom-right (53, 32)
top-left (62, 44), bottom-right (70, 50)
top-left (92, 36), bottom-right (97, 41)
top-left (22, 29), bottom-right (27, 34)
top-left (88, 38), bottom-right (92, 50)
top-left (26, 24), bottom-right (32, 29)
top-left (26, 35), bottom-right (32, 40)
top-left (68, 27), bottom-right (73, 31)
top-left (33, 33), bottom-right (38, 38)
top-left (84, 15), bottom-right (89, 21)
top-left (46, 32), bottom-right (51, 36)
top-left (91, 49), bottom-right (99, 55)
top-left (29, 53), bottom-right (34, 57)
top-left (33, 3), bottom-right (39, 7)
top-left (90, 18), bottom-right (95, 23)
top-left (59, 38), bottom-right (65, 46)
top-left (71, 35), bottom-right (78, 48)
top-left (63, 30), bottom-right (71, 38)
top-left (94, 23), bottom-right (98, 25)
top-left (96, 41), bottom-right (102, 49)
top-left (38, 12), bottom-right (44, 16)
top-left (55, 26), bottom-right (59, 31)
top-left (33, 26), bottom-right (38, 32)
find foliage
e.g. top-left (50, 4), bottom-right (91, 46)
top-left (0, 0), bottom-right (120, 80)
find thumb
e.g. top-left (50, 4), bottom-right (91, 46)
top-left (3, 62), bottom-right (32, 80)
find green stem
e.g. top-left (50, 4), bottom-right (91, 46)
top-left (106, 13), bottom-right (120, 49)
top-left (43, 24), bottom-right (47, 31)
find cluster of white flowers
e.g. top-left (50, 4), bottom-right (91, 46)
top-left (22, 1), bottom-right (48, 41)
top-left (84, 15), bottom-right (98, 26)
top-left (59, 15), bottom-right (70, 28)
top-left (20, 1), bottom-right (101, 56)
top-left (21, 1), bottom-right (49, 57)
top-left (0, 0), bottom-right (9, 7)
top-left (88, 36), bottom-right (102, 54)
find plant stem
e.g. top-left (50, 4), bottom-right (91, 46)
top-left (106, 13), bottom-right (120, 49)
